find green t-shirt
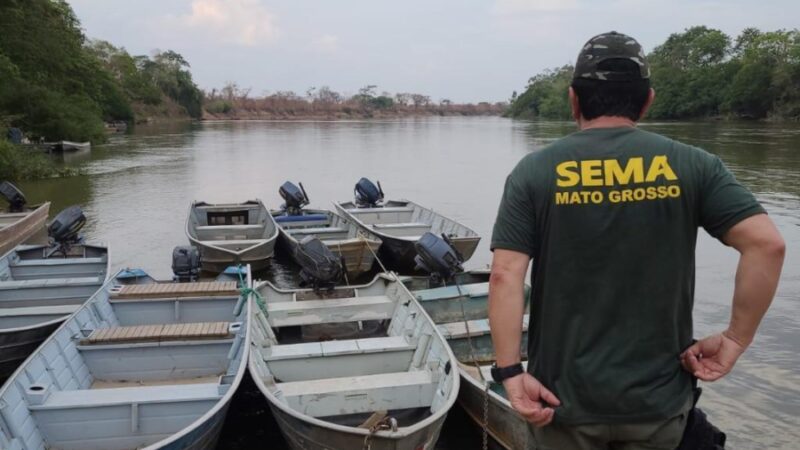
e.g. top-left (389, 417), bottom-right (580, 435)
top-left (491, 126), bottom-right (765, 425)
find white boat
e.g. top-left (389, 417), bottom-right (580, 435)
top-left (0, 243), bottom-right (110, 380)
top-left (0, 197), bottom-right (50, 257)
top-left (187, 200), bottom-right (279, 272)
top-left (248, 273), bottom-right (460, 450)
top-left (272, 208), bottom-right (382, 280)
top-left (406, 271), bottom-right (532, 449)
top-left (0, 266), bottom-right (251, 450)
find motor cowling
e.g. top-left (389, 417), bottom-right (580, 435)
top-left (172, 246), bottom-right (201, 282)
top-left (48, 206), bottom-right (86, 244)
top-left (279, 181), bottom-right (309, 215)
top-left (294, 236), bottom-right (343, 289)
top-left (0, 181), bottom-right (27, 212)
top-left (354, 178), bottom-right (384, 208)
top-left (414, 232), bottom-right (464, 280)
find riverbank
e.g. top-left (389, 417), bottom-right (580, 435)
top-left (0, 141), bottom-right (80, 181)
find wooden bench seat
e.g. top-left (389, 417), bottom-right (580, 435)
top-left (266, 295), bottom-right (395, 328)
top-left (265, 336), bottom-right (413, 361)
top-left (28, 383), bottom-right (221, 411)
top-left (277, 371), bottom-right (436, 417)
top-left (82, 322), bottom-right (232, 345)
top-left (111, 282), bottom-right (238, 300)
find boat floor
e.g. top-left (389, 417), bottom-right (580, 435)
top-left (274, 320), bottom-right (388, 344)
top-left (90, 374), bottom-right (222, 389)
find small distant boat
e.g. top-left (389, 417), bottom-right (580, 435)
top-left (187, 199), bottom-right (279, 272)
top-left (405, 270), bottom-right (532, 450)
top-left (248, 273), bottom-right (460, 450)
top-left (0, 182), bottom-right (50, 256)
top-left (0, 243), bottom-right (110, 381)
top-left (49, 141), bottom-right (91, 153)
top-left (0, 266), bottom-right (251, 450)
top-left (272, 182), bottom-right (382, 281)
top-left (336, 178), bottom-right (480, 273)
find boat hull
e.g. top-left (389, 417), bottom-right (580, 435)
top-left (278, 230), bottom-right (380, 279)
top-left (195, 242), bottom-right (274, 273)
top-left (457, 374), bottom-right (532, 450)
top-left (268, 403), bottom-right (446, 450)
top-left (0, 320), bottom-right (61, 381)
top-left (155, 402), bottom-right (230, 450)
top-left (0, 203), bottom-right (50, 256)
top-left (380, 235), bottom-right (480, 274)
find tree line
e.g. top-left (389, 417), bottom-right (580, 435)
top-left (205, 84), bottom-right (505, 119)
top-left (0, 0), bottom-right (203, 144)
top-left (506, 27), bottom-right (800, 121)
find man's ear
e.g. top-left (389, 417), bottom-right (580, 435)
top-left (639, 88), bottom-right (655, 120)
top-left (568, 87), bottom-right (581, 123)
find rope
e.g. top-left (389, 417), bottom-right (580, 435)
top-left (362, 416), bottom-right (397, 450)
top-left (360, 236), bottom-right (388, 273)
top-left (235, 265), bottom-right (268, 317)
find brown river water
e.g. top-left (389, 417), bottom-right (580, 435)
top-left (16, 117), bottom-right (799, 449)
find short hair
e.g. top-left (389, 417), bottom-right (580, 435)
top-left (571, 59), bottom-right (651, 121)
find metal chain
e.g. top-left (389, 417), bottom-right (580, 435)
top-left (451, 279), bottom-right (490, 450)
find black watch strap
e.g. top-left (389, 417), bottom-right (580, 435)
top-left (490, 363), bottom-right (524, 383)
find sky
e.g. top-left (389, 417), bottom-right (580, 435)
top-left (70, 0), bottom-right (800, 103)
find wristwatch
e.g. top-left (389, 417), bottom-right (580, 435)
top-left (490, 362), bottom-right (524, 383)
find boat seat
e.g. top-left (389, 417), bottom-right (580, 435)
top-left (346, 207), bottom-right (414, 214)
top-left (264, 336), bottom-right (413, 361)
top-left (320, 238), bottom-right (360, 247)
top-left (195, 224), bottom-right (263, 232)
top-left (286, 227), bottom-right (347, 235)
top-left (266, 296), bottom-right (395, 328)
top-left (0, 276), bottom-right (103, 290)
top-left (371, 222), bottom-right (430, 229)
top-left (111, 281), bottom-right (239, 299)
top-left (201, 239), bottom-right (269, 246)
top-left (0, 304), bottom-right (78, 318)
top-left (27, 383), bottom-right (221, 411)
top-left (81, 321), bottom-right (233, 345)
top-left (277, 371), bottom-right (436, 417)
top-left (10, 257), bottom-right (107, 267)
top-left (437, 314), bottom-right (529, 339)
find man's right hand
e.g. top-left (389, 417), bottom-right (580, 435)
top-left (502, 372), bottom-right (561, 427)
top-left (680, 331), bottom-right (747, 381)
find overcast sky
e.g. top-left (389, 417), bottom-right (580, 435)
top-left (70, 0), bottom-right (800, 103)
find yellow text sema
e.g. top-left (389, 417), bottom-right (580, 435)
top-left (555, 156), bottom-right (680, 205)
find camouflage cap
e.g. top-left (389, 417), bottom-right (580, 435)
top-left (573, 31), bottom-right (650, 81)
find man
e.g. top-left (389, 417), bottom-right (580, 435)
top-left (488, 31), bottom-right (785, 450)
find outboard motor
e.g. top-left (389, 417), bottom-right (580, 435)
top-left (172, 246), bottom-right (201, 282)
top-left (414, 232), bottom-right (464, 282)
top-left (354, 178), bottom-right (384, 208)
top-left (279, 181), bottom-right (309, 216)
top-left (0, 181), bottom-right (27, 212)
top-left (294, 236), bottom-right (343, 290)
top-left (48, 206), bottom-right (86, 244)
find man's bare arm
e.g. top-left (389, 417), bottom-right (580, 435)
top-left (489, 249), bottom-right (560, 427)
top-left (489, 249), bottom-right (530, 367)
top-left (682, 213), bottom-right (785, 381)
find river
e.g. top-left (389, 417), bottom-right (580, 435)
top-left (17, 117), bottom-right (799, 449)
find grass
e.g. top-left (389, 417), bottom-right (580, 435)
top-left (0, 140), bottom-right (81, 181)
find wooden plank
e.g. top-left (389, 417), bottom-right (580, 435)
top-left (112, 282), bottom-right (238, 300)
top-left (82, 321), bottom-right (231, 345)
